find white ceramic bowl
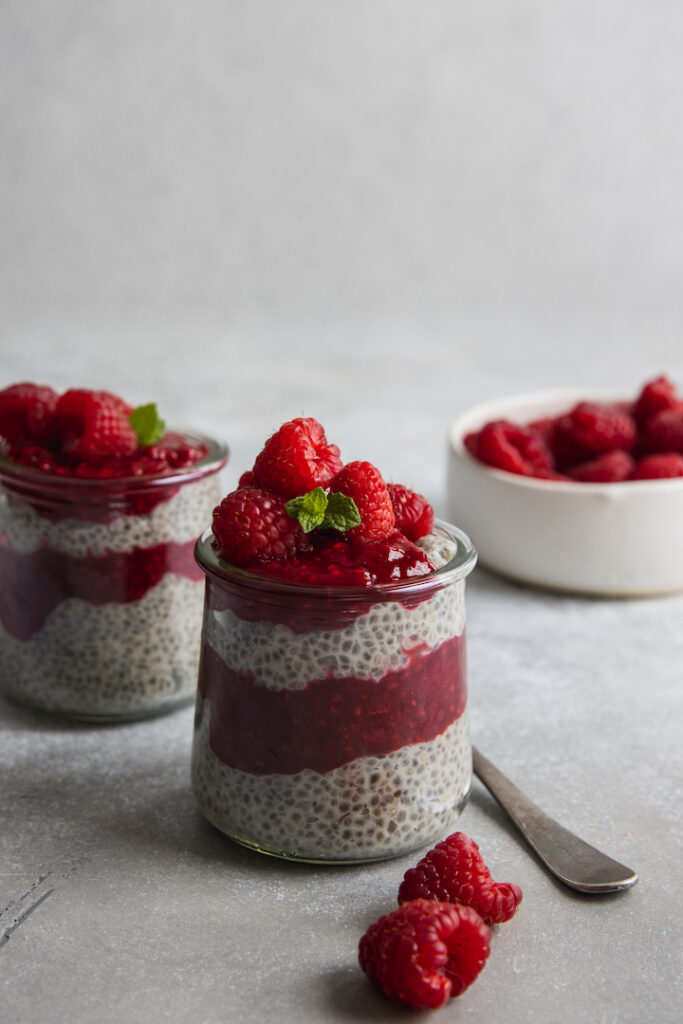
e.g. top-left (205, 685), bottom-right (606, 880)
top-left (447, 389), bottom-right (683, 596)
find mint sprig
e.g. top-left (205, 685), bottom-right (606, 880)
top-left (286, 487), bottom-right (361, 534)
top-left (285, 487), bottom-right (329, 533)
top-left (129, 403), bottom-right (166, 447)
top-left (322, 491), bottom-right (361, 531)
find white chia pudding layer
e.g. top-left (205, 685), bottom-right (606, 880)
top-left (192, 699), bottom-right (471, 862)
top-left (0, 474), bottom-right (222, 719)
top-left (0, 576), bottom-right (205, 719)
top-left (0, 473), bottom-right (219, 556)
top-left (205, 580), bottom-right (465, 690)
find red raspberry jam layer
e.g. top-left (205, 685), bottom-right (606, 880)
top-left (249, 532), bottom-right (434, 587)
top-left (0, 538), bottom-right (202, 641)
top-left (198, 633), bottom-right (467, 775)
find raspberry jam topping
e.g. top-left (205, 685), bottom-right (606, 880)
top-left (253, 531), bottom-right (433, 587)
top-left (465, 374), bottom-right (683, 482)
top-left (6, 431), bottom-right (208, 479)
top-left (208, 416), bottom-right (437, 585)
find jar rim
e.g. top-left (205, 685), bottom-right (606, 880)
top-left (195, 518), bottom-right (477, 599)
top-left (0, 431), bottom-right (228, 498)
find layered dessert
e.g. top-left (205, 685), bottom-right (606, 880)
top-left (0, 383), bottom-right (227, 719)
top-left (192, 417), bottom-right (476, 862)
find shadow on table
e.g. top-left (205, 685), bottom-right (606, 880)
top-left (0, 691), bottom-right (193, 733)
top-left (320, 966), bottom-right (409, 1021)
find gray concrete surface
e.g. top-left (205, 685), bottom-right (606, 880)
top-left (2, 332), bottom-right (682, 1022)
top-left (2, 2), bottom-right (683, 1020)
top-left (2, 557), bottom-right (682, 1023)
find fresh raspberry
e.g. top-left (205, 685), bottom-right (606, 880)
top-left (330, 461), bottom-right (395, 544)
top-left (0, 382), bottom-right (59, 445)
top-left (212, 487), bottom-right (305, 565)
top-left (463, 431), bottom-right (480, 458)
top-left (565, 402), bottom-right (636, 455)
top-left (642, 408), bottom-right (683, 454)
top-left (238, 469), bottom-right (257, 488)
top-left (567, 450), bottom-right (635, 483)
top-left (386, 483), bottom-right (435, 540)
top-left (398, 832), bottom-right (523, 925)
top-left (56, 389), bottom-right (137, 460)
top-left (526, 416), bottom-right (555, 447)
top-left (633, 375), bottom-right (679, 425)
top-left (358, 899), bottom-right (490, 1009)
top-left (474, 420), bottom-right (553, 476)
top-left (252, 417), bottom-right (342, 499)
top-left (632, 453), bottom-right (683, 479)
top-left (537, 415), bottom-right (592, 471)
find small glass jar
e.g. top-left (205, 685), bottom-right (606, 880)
top-left (0, 434), bottom-right (227, 721)
top-left (191, 520), bottom-right (477, 864)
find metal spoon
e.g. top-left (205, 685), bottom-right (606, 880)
top-left (472, 747), bottom-right (639, 893)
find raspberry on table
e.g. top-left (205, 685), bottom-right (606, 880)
top-left (358, 898), bottom-right (490, 1009)
top-left (252, 417), bottom-right (342, 499)
top-left (386, 483), bottom-right (435, 541)
top-left (633, 375), bottom-right (679, 425)
top-left (632, 453), bottom-right (683, 479)
top-left (0, 382), bottom-right (59, 446)
top-left (398, 831), bottom-right (523, 925)
top-left (330, 461), bottom-right (395, 544)
top-left (212, 487), bottom-right (305, 565)
top-left (565, 402), bottom-right (637, 455)
top-left (567, 450), bottom-right (635, 483)
top-left (56, 389), bottom-right (138, 460)
top-left (473, 420), bottom-right (553, 477)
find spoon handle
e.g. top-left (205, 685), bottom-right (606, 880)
top-left (472, 747), bottom-right (639, 893)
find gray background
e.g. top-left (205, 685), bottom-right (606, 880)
top-left (2, 3), bottom-right (683, 1022)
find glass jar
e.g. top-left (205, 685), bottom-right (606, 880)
top-left (191, 520), bottom-right (477, 864)
top-left (0, 434), bottom-right (227, 721)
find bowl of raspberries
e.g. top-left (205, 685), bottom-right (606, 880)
top-left (448, 375), bottom-right (683, 595)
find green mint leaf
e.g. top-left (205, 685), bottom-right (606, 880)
top-left (129, 403), bottom-right (166, 447)
top-left (285, 487), bottom-right (328, 533)
top-left (322, 492), bottom-right (361, 532)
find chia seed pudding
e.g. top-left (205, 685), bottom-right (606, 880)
top-left (0, 383), bottom-right (227, 720)
top-left (192, 520), bottom-right (477, 862)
